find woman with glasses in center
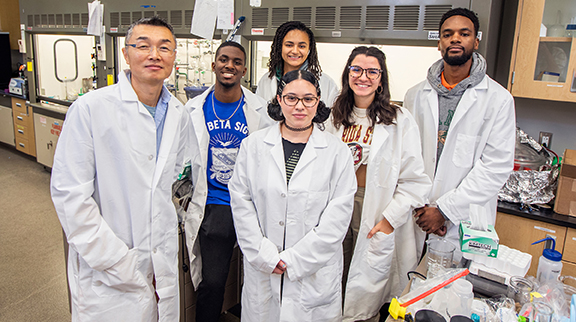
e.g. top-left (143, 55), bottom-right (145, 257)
top-left (230, 70), bottom-right (356, 322)
top-left (326, 46), bottom-right (431, 322)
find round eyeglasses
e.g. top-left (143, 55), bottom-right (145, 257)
top-left (281, 95), bottom-right (319, 108)
top-left (348, 65), bottom-right (382, 80)
top-left (125, 43), bottom-right (176, 56)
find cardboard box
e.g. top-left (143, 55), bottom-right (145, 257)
top-left (554, 149), bottom-right (576, 216)
top-left (459, 221), bottom-right (499, 258)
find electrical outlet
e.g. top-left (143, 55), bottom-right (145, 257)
top-left (539, 131), bottom-right (553, 148)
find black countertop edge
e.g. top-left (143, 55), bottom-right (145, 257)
top-left (497, 200), bottom-right (576, 229)
top-left (0, 92), bottom-right (28, 100)
top-left (30, 102), bottom-right (67, 120)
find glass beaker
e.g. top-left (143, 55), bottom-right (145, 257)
top-left (507, 276), bottom-right (534, 306)
top-left (519, 302), bottom-right (554, 322)
top-left (426, 238), bottom-right (456, 278)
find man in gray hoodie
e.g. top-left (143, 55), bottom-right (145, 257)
top-left (404, 8), bottom-right (515, 251)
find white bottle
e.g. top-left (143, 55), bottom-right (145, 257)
top-left (446, 279), bottom-right (474, 318)
top-left (532, 237), bottom-right (563, 284)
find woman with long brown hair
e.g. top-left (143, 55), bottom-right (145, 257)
top-left (326, 46), bottom-right (431, 321)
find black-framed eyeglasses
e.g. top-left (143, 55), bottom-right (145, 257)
top-left (281, 95), bottom-right (319, 108)
top-left (125, 43), bottom-right (176, 56)
top-left (348, 65), bottom-right (382, 79)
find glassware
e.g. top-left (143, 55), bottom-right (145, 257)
top-left (426, 239), bottom-right (456, 278)
top-left (507, 276), bottom-right (535, 305)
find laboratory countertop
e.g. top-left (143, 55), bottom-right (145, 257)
top-left (29, 101), bottom-right (68, 119)
top-left (497, 201), bottom-right (576, 229)
top-left (0, 91), bottom-right (28, 100)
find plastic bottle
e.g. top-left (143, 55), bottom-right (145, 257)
top-left (446, 279), bottom-right (473, 318)
top-left (532, 237), bottom-right (563, 284)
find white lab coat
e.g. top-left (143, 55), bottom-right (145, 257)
top-left (229, 124), bottom-right (356, 322)
top-left (403, 74), bottom-right (515, 247)
top-left (183, 85), bottom-right (273, 289)
top-left (325, 108), bottom-right (431, 321)
top-left (51, 70), bottom-right (191, 322)
top-left (256, 72), bottom-right (340, 107)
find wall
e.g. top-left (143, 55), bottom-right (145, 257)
top-left (254, 41), bottom-right (440, 102)
top-left (515, 98), bottom-right (576, 155)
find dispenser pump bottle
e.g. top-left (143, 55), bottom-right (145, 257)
top-left (532, 237), bottom-right (563, 283)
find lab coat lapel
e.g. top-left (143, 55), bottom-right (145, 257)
top-left (264, 124), bottom-right (287, 182)
top-left (369, 124), bottom-right (388, 164)
top-left (291, 127), bottom-right (323, 178)
top-left (118, 70), bottom-right (155, 117)
top-left (423, 84), bottom-right (440, 133)
top-left (152, 100), bottom-right (178, 189)
top-left (449, 76), bottom-right (486, 129)
top-left (242, 87), bottom-right (262, 134)
top-left (190, 88), bottom-right (212, 168)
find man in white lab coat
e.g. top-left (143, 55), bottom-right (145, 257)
top-left (404, 8), bottom-right (515, 251)
top-left (50, 17), bottom-right (190, 321)
top-left (184, 41), bottom-right (273, 322)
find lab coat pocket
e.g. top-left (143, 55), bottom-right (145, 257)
top-left (300, 261), bottom-right (341, 310)
top-left (304, 191), bottom-right (330, 228)
top-left (366, 231), bottom-right (395, 276)
top-left (91, 248), bottom-right (148, 297)
top-left (452, 134), bottom-right (476, 168)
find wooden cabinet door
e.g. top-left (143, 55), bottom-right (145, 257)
top-left (495, 212), bottom-right (567, 277)
top-left (509, 0), bottom-right (576, 102)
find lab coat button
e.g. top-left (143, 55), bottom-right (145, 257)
top-left (281, 193), bottom-right (286, 198)
top-left (279, 221), bottom-right (284, 226)
top-left (148, 273), bottom-right (153, 279)
top-left (94, 281), bottom-right (102, 286)
top-left (153, 248), bottom-right (157, 253)
top-left (148, 155), bottom-right (154, 160)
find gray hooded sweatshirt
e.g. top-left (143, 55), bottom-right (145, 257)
top-left (427, 52), bottom-right (487, 163)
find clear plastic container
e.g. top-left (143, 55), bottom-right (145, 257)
top-left (532, 237), bottom-right (563, 284)
top-left (446, 279), bottom-right (474, 318)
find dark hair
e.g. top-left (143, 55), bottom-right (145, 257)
top-left (332, 46), bottom-right (399, 129)
top-left (215, 41), bottom-right (247, 64)
top-left (267, 21), bottom-right (322, 79)
top-left (439, 7), bottom-right (480, 37)
top-left (125, 16), bottom-right (176, 45)
top-left (267, 70), bottom-right (330, 124)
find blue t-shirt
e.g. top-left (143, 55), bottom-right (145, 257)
top-left (203, 90), bottom-right (248, 205)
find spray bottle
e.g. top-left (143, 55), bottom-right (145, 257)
top-left (532, 237), bottom-right (563, 283)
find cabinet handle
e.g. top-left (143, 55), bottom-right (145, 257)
top-left (534, 226), bottom-right (555, 234)
top-left (17, 116), bottom-right (23, 121)
top-left (18, 129), bottom-right (24, 134)
top-left (47, 141), bottom-right (53, 149)
top-left (19, 142), bottom-right (25, 148)
top-left (16, 103), bottom-right (22, 107)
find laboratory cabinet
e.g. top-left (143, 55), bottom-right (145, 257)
top-left (495, 211), bottom-right (576, 277)
top-left (508, 0), bottom-right (576, 102)
top-left (12, 97), bottom-right (36, 157)
top-left (495, 211), bottom-right (567, 277)
top-left (31, 103), bottom-right (67, 168)
top-left (0, 94), bottom-right (15, 146)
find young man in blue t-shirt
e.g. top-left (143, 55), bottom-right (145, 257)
top-left (184, 41), bottom-right (273, 322)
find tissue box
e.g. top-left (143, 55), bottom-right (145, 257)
top-left (459, 221), bottom-right (499, 258)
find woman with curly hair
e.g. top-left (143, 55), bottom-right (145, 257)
top-left (326, 46), bottom-right (431, 321)
top-left (230, 70), bottom-right (356, 321)
top-left (256, 21), bottom-right (339, 107)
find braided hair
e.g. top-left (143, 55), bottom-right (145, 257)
top-left (267, 21), bottom-right (322, 80)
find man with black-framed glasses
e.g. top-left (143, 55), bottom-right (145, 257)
top-left (51, 16), bottom-right (191, 321)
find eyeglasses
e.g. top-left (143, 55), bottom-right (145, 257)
top-left (348, 65), bottom-right (382, 80)
top-left (125, 43), bottom-right (176, 56)
top-left (281, 95), bottom-right (319, 108)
